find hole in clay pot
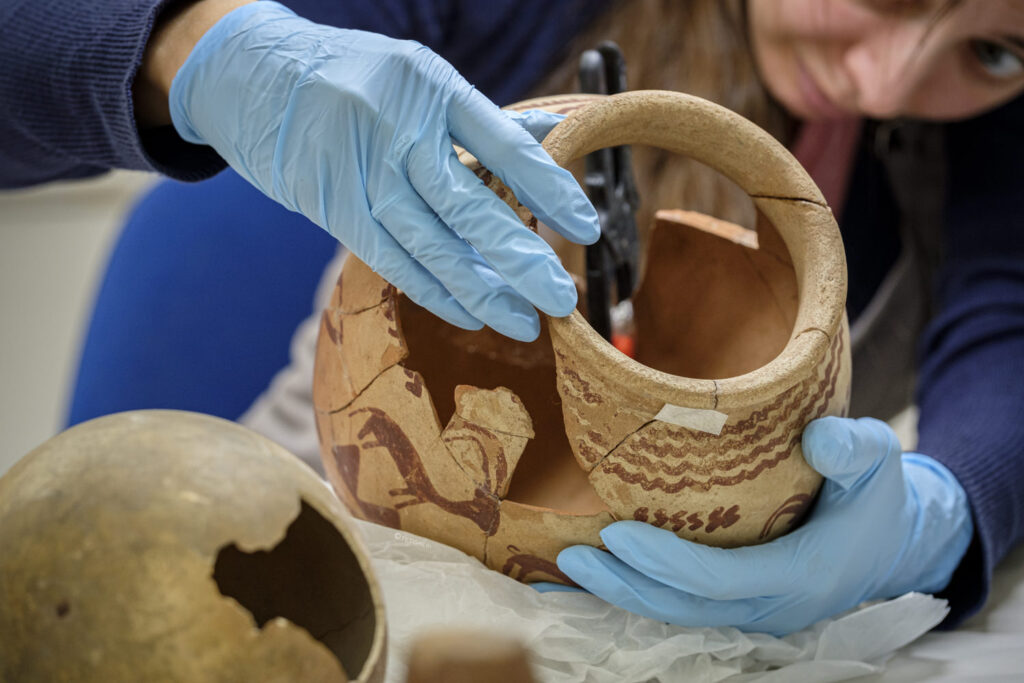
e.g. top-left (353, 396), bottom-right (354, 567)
top-left (213, 500), bottom-right (376, 677)
top-left (398, 296), bottom-right (610, 515)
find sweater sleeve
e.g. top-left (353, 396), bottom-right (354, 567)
top-left (916, 94), bottom-right (1024, 627)
top-left (0, 0), bottom-right (605, 189)
top-left (0, 0), bottom-right (464, 188)
top-left (0, 0), bottom-right (228, 187)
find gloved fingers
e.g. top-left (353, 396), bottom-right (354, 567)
top-left (405, 141), bottom-right (579, 319)
top-left (342, 215), bottom-right (484, 332)
top-left (373, 257), bottom-right (484, 332)
top-left (372, 182), bottom-right (543, 341)
top-left (597, 521), bottom-right (807, 600)
top-left (557, 545), bottom-right (764, 629)
top-left (894, 453), bottom-right (974, 594)
top-left (802, 416), bottom-right (902, 490)
top-left (503, 109), bottom-right (566, 143)
top-left (531, 582), bottom-right (585, 594)
top-left (445, 88), bottom-right (600, 245)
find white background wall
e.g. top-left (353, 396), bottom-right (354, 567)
top-left (0, 171), bottom-right (155, 475)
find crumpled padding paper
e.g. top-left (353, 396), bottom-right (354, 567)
top-left (352, 520), bottom-right (949, 683)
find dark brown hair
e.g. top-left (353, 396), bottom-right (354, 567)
top-left (532, 0), bottom-right (792, 236)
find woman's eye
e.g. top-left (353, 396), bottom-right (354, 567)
top-left (971, 39), bottom-right (1024, 79)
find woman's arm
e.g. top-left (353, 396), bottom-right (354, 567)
top-left (915, 95), bottom-right (1024, 626)
top-left (0, 0), bottom-right (455, 188)
top-left (3, 0), bottom-right (600, 339)
top-left (918, 259), bottom-right (1024, 626)
top-left (0, 0), bottom-right (230, 187)
top-left (0, 0), bottom-right (609, 190)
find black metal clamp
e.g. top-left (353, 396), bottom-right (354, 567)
top-left (578, 42), bottom-right (640, 342)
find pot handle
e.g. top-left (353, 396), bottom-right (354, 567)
top-left (541, 90), bottom-right (847, 407)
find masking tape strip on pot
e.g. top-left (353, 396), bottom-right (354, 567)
top-left (654, 404), bottom-right (729, 436)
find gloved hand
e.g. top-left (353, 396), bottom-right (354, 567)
top-left (169, 1), bottom-right (599, 341)
top-left (554, 416), bottom-right (974, 635)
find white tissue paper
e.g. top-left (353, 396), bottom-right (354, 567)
top-left (352, 519), bottom-right (949, 683)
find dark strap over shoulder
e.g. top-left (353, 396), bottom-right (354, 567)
top-left (849, 120), bottom-right (946, 420)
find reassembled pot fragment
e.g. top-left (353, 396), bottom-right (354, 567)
top-left (314, 91), bottom-right (850, 583)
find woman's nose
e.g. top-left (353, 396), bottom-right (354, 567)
top-left (842, 22), bottom-right (934, 118)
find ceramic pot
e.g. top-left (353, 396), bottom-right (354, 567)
top-left (0, 410), bottom-right (387, 682)
top-left (313, 91), bottom-right (850, 583)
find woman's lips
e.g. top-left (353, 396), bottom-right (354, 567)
top-left (795, 60), bottom-right (853, 120)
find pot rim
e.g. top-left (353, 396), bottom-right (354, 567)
top-left (542, 90), bottom-right (847, 412)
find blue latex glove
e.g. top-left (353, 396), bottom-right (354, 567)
top-left (169, 1), bottom-right (599, 341)
top-left (554, 416), bottom-right (974, 635)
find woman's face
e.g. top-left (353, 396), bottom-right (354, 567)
top-left (749, 0), bottom-right (1024, 120)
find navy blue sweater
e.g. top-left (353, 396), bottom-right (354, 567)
top-left (2, 0), bottom-right (1021, 627)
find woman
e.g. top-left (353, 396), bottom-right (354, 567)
top-left (3, 0), bottom-right (1022, 635)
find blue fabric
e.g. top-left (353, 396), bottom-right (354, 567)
top-left (66, 169), bottom-right (337, 425)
